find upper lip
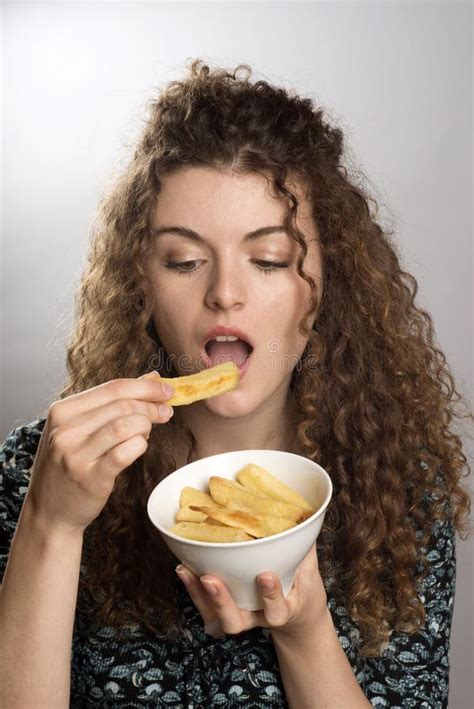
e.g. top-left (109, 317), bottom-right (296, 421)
top-left (202, 326), bottom-right (254, 351)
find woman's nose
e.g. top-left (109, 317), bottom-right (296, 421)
top-left (204, 260), bottom-right (246, 310)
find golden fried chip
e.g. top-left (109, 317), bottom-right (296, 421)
top-left (176, 503), bottom-right (227, 523)
top-left (176, 506), bottom-right (210, 523)
top-left (179, 487), bottom-right (215, 509)
top-left (141, 361), bottom-right (240, 406)
top-left (236, 463), bottom-right (314, 512)
top-left (190, 505), bottom-right (296, 539)
top-left (208, 476), bottom-right (311, 522)
top-left (169, 521), bottom-right (253, 542)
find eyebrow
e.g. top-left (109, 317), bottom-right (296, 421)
top-left (150, 224), bottom-right (289, 244)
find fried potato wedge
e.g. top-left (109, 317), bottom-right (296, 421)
top-left (190, 505), bottom-right (296, 538)
top-left (176, 505), bottom-right (210, 523)
top-left (169, 521), bottom-right (253, 542)
top-left (176, 504), bottom-right (228, 524)
top-left (208, 476), bottom-right (311, 522)
top-left (236, 463), bottom-right (314, 512)
top-left (141, 361), bottom-right (240, 406)
top-left (179, 487), bottom-right (216, 509)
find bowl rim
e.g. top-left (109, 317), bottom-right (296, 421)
top-left (147, 449), bottom-right (333, 548)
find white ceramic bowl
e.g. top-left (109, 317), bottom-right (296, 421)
top-left (147, 449), bottom-right (332, 610)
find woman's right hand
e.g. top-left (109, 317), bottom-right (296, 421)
top-left (23, 377), bottom-right (175, 535)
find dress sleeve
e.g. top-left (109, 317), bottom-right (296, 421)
top-left (0, 418), bottom-right (46, 582)
top-left (361, 501), bottom-right (456, 709)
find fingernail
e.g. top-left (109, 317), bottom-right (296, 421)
top-left (201, 579), bottom-right (218, 597)
top-left (259, 575), bottom-right (274, 591)
top-left (159, 404), bottom-right (173, 417)
top-left (162, 383), bottom-right (174, 397)
top-left (175, 565), bottom-right (188, 581)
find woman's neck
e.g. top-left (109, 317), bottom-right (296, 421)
top-left (175, 387), bottom-right (301, 463)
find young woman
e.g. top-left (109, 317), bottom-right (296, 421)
top-left (0, 59), bottom-right (471, 708)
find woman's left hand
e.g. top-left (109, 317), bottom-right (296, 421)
top-left (175, 542), bottom-right (329, 642)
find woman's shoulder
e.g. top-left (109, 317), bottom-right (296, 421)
top-left (0, 416), bottom-right (47, 579)
top-left (0, 415), bottom-right (46, 488)
top-left (1, 414), bottom-right (47, 448)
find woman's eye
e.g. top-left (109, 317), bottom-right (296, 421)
top-left (164, 259), bottom-right (200, 274)
top-left (254, 260), bottom-right (291, 274)
top-left (164, 259), bottom-right (290, 276)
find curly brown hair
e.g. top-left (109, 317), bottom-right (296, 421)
top-left (57, 58), bottom-right (472, 656)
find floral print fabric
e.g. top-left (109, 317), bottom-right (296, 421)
top-left (1, 418), bottom-right (455, 707)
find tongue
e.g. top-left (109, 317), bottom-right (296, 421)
top-left (206, 339), bottom-right (251, 367)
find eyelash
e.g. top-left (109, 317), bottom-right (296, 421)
top-left (164, 259), bottom-right (291, 276)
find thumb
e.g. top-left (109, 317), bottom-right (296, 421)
top-left (258, 574), bottom-right (290, 627)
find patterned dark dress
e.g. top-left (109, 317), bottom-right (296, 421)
top-left (0, 418), bottom-right (456, 708)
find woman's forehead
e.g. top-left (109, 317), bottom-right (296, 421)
top-left (150, 167), bottom-right (317, 243)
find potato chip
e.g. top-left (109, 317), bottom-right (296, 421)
top-left (190, 505), bottom-right (296, 539)
top-left (179, 487), bottom-right (215, 509)
top-left (169, 521), bottom-right (253, 542)
top-left (236, 463), bottom-right (314, 512)
top-left (141, 361), bottom-right (239, 406)
top-left (209, 476), bottom-right (311, 522)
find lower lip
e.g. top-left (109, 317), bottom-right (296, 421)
top-left (202, 349), bottom-right (254, 382)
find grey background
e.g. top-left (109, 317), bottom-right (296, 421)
top-left (1, 2), bottom-right (472, 706)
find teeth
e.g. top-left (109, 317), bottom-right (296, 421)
top-left (213, 335), bottom-right (239, 342)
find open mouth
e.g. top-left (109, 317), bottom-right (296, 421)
top-left (204, 338), bottom-right (254, 369)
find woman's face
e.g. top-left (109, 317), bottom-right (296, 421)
top-left (145, 166), bottom-right (322, 418)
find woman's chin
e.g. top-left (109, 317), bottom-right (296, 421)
top-left (201, 388), bottom-right (255, 418)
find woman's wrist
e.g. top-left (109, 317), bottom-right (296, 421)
top-left (270, 606), bottom-right (371, 708)
top-left (21, 494), bottom-right (86, 543)
top-left (270, 604), bottom-right (333, 648)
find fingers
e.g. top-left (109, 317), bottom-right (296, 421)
top-left (176, 564), bottom-right (311, 636)
top-left (48, 378), bottom-right (175, 427)
top-left (175, 565), bottom-right (271, 637)
top-left (49, 397), bottom-right (173, 457)
top-left (53, 412), bottom-right (151, 463)
top-left (175, 566), bottom-right (223, 636)
top-left (90, 433), bottom-right (149, 492)
top-left (186, 571), bottom-right (292, 634)
top-left (198, 575), bottom-right (246, 635)
top-left (48, 396), bottom-right (175, 488)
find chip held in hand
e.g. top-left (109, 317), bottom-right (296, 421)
top-left (140, 361), bottom-right (240, 406)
